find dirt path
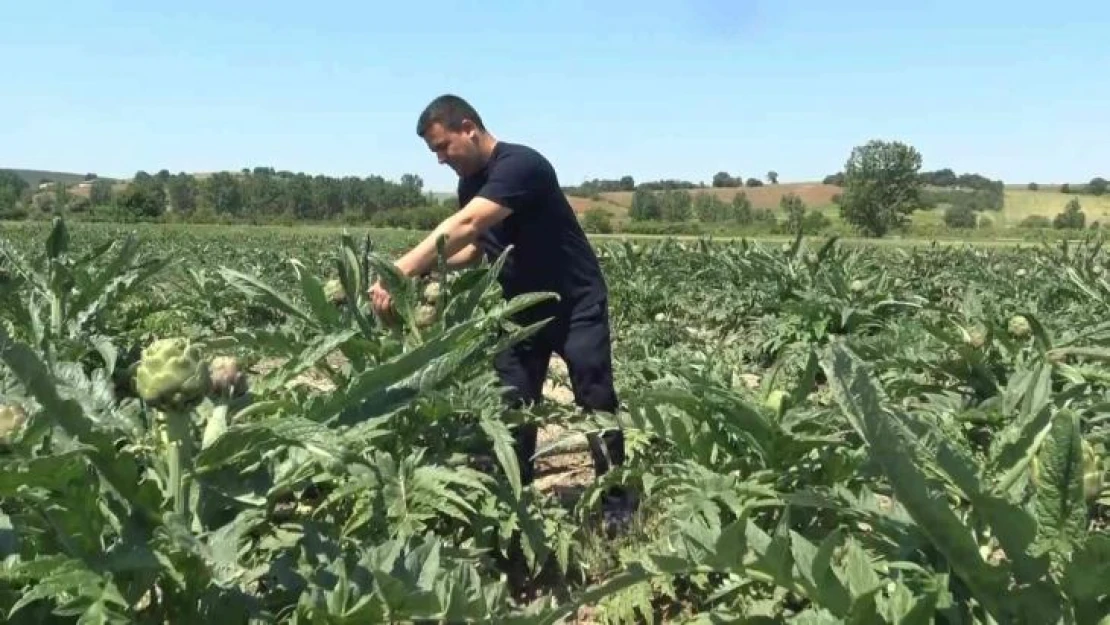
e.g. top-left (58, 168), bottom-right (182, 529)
top-left (534, 356), bottom-right (597, 503)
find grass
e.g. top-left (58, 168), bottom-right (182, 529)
top-left (997, 189), bottom-right (1110, 225)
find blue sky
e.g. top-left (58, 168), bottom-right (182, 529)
top-left (4, 1), bottom-right (1109, 192)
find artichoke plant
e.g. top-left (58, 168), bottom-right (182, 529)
top-left (135, 337), bottom-right (210, 517)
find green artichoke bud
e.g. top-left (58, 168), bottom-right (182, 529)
top-left (415, 304), bottom-right (437, 329)
top-left (135, 338), bottom-right (210, 411)
top-left (1008, 315), bottom-right (1031, 339)
top-left (0, 403), bottom-right (27, 445)
top-left (423, 281), bottom-right (441, 305)
top-left (324, 278), bottom-right (346, 305)
top-left (966, 326), bottom-right (988, 349)
top-left (209, 355), bottom-right (247, 398)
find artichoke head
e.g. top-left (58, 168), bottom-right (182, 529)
top-left (1008, 315), bottom-right (1031, 339)
top-left (423, 281), bottom-right (441, 305)
top-left (415, 304), bottom-right (437, 329)
top-left (0, 403), bottom-right (28, 445)
top-left (136, 338), bottom-right (210, 411)
top-left (966, 325), bottom-right (988, 349)
top-left (324, 279), bottom-right (346, 305)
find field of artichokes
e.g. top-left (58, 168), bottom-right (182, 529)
top-left (0, 218), bottom-right (1108, 624)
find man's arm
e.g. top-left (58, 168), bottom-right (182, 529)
top-left (393, 197), bottom-right (510, 278)
top-left (445, 243), bottom-right (482, 270)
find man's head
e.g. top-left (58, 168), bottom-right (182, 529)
top-left (416, 94), bottom-right (494, 177)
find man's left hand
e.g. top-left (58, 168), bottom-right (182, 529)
top-left (369, 279), bottom-right (394, 322)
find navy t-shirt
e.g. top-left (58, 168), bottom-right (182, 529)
top-left (457, 141), bottom-right (607, 309)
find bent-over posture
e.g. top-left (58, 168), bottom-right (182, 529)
top-left (368, 94), bottom-right (631, 517)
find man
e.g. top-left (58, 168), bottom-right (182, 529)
top-left (368, 94), bottom-right (631, 518)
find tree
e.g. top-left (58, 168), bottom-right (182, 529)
top-left (166, 174), bottom-right (198, 215)
top-left (767, 171), bottom-right (778, 184)
top-left (1027, 182), bottom-right (1039, 191)
top-left (745, 178), bottom-right (763, 187)
top-left (116, 183), bottom-right (164, 218)
top-left (731, 192), bottom-right (753, 224)
top-left (90, 179), bottom-right (114, 205)
top-left (659, 189), bottom-right (692, 221)
top-left (780, 193), bottom-right (806, 233)
top-left (0, 170), bottom-right (29, 211)
top-left (694, 192), bottom-right (730, 222)
top-left (1089, 177), bottom-right (1107, 196)
top-left (1054, 197), bottom-right (1085, 229)
top-left (712, 171), bottom-right (741, 188)
top-left (837, 139), bottom-right (924, 237)
top-left (629, 188), bottom-right (661, 221)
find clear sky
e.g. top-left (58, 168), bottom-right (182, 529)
top-left (4, 1), bottom-right (1109, 192)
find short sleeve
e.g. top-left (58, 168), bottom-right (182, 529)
top-left (476, 151), bottom-right (540, 212)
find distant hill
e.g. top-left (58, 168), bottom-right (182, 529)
top-left (1, 168), bottom-right (115, 187)
top-left (564, 182), bottom-right (843, 214)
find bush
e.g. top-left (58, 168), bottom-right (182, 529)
top-left (581, 208), bottom-right (613, 234)
top-left (944, 205), bottom-right (977, 229)
top-left (1019, 215), bottom-right (1052, 229)
top-left (800, 211), bottom-right (831, 234)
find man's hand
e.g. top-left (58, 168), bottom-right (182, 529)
top-left (369, 279), bottom-right (394, 322)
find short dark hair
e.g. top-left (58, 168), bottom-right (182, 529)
top-left (416, 94), bottom-right (486, 137)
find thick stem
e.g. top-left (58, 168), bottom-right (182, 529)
top-left (161, 409), bottom-right (195, 519)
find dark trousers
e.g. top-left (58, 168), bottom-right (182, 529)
top-left (493, 294), bottom-right (624, 486)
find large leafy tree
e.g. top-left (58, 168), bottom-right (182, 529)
top-left (838, 139), bottom-right (925, 237)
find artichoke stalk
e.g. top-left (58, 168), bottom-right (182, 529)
top-left (135, 338), bottom-right (210, 518)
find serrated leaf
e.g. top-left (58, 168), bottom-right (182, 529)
top-left (1032, 408), bottom-right (1088, 558)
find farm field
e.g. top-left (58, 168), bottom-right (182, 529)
top-left (1, 219), bottom-right (1110, 623)
top-left (567, 183), bottom-right (1110, 232)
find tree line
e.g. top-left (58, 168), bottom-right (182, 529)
top-left (563, 170), bottom-right (779, 198)
top-left (0, 167), bottom-right (455, 228)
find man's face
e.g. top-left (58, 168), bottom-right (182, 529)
top-left (422, 121), bottom-right (481, 177)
